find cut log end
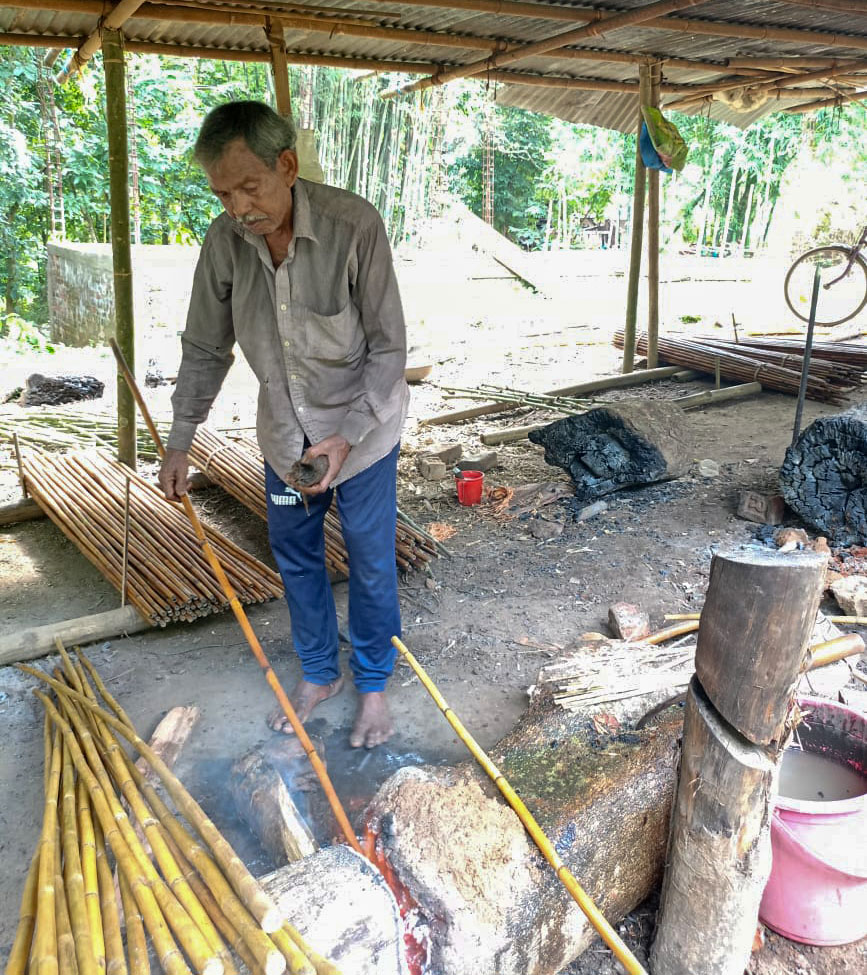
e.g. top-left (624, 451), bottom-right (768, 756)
top-left (261, 908), bottom-right (285, 936)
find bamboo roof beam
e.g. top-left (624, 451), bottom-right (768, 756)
top-left (786, 87), bottom-right (867, 112)
top-left (55, 0), bottom-right (148, 83)
top-left (727, 55), bottom-right (866, 70)
top-left (783, 0), bottom-right (867, 15)
top-left (382, 0), bottom-right (707, 98)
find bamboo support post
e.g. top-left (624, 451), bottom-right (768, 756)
top-left (109, 337), bottom-right (363, 861)
top-left (623, 64), bottom-right (651, 374)
top-left (102, 29), bottom-right (137, 471)
top-left (647, 61), bottom-right (661, 370)
top-left (392, 635), bottom-right (648, 975)
top-left (266, 18), bottom-right (292, 116)
top-left (13, 431), bottom-right (28, 497)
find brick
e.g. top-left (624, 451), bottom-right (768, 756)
top-left (737, 491), bottom-right (785, 525)
top-left (416, 455), bottom-right (448, 480)
top-left (608, 602), bottom-right (651, 641)
top-left (424, 443), bottom-right (463, 465)
top-left (455, 452), bottom-right (499, 473)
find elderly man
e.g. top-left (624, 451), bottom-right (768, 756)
top-left (160, 101), bottom-right (408, 748)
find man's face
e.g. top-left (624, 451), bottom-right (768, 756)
top-left (205, 138), bottom-right (298, 235)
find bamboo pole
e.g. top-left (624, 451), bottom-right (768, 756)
top-left (647, 61), bottom-right (662, 370)
top-left (55, 0), bottom-right (146, 83)
top-left (392, 636), bottom-right (647, 975)
top-left (118, 871), bottom-right (149, 975)
top-left (266, 18), bottom-right (292, 117)
top-left (623, 64), bottom-right (651, 374)
top-left (102, 29), bottom-right (137, 471)
top-left (34, 728), bottom-right (62, 975)
top-left (91, 815), bottom-right (125, 975)
top-left (646, 621), bottom-right (700, 644)
top-left (109, 338), bottom-right (363, 860)
top-left (6, 849), bottom-right (41, 975)
top-left (54, 841), bottom-right (78, 975)
top-left (36, 692), bottom-right (194, 975)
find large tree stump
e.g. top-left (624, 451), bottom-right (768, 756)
top-left (780, 402), bottom-right (867, 545)
top-left (528, 401), bottom-right (691, 501)
top-left (651, 678), bottom-right (776, 975)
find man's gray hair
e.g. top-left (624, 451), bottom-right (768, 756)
top-left (194, 101), bottom-right (297, 169)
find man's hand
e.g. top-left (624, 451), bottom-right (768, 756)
top-left (301, 435), bottom-right (351, 494)
top-left (159, 449), bottom-right (191, 502)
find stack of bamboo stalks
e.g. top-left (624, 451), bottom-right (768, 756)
top-left (187, 429), bottom-right (440, 576)
top-left (0, 407), bottom-right (167, 461)
top-left (12, 647), bottom-right (340, 975)
top-left (614, 331), bottom-right (862, 403)
top-left (21, 449), bottom-right (283, 626)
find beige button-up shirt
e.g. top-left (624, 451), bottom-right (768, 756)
top-left (167, 178), bottom-right (409, 486)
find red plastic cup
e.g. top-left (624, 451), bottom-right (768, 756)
top-left (455, 470), bottom-right (484, 506)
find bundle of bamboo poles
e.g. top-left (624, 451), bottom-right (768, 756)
top-left (186, 428), bottom-right (440, 576)
top-left (21, 449), bottom-right (283, 626)
top-left (439, 383), bottom-right (599, 414)
top-left (722, 336), bottom-right (867, 366)
top-left (613, 331), bottom-right (858, 403)
top-left (11, 646), bottom-right (340, 975)
top-left (0, 406), bottom-right (167, 461)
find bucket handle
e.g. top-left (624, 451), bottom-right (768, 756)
top-left (774, 813), bottom-right (867, 880)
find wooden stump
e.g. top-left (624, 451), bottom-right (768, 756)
top-left (780, 402), bottom-right (867, 545)
top-left (695, 548), bottom-right (827, 747)
top-left (650, 677), bottom-right (776, 975)
top-left (528, 401), bottom-right (691, 502)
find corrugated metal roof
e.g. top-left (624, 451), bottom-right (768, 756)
top-left (1, 1), bottom-right (867, 129)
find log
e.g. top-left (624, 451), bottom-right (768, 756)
top-left (420, 365), bottom-right (691, 426)
top-left (528, 400), bottom-right (691, 502)
top-left (650, 677), bottom-right (776, 975)
top-left (136, 706), bottom-right (201, 785)
top-left (364, 689), bottom-right (681, 975)
top-left (695, 548), bottom-right (827, 747)
top-left (0, 605), bottom-right (151, 666)
top-left (780, 402), bottom-right (867, 545)
top-left (230, 743), bottom-right (318, 865)
top-left (0, 498), bottom-right (44, 525)
top-left (259, 845), bottom-right (405, 975)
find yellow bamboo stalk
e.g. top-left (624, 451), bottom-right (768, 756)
top-left (34, 728), bottom-right (63, 975)
top-left (392, 636), bottom-right (648, 975)
top-left (24, 666), bottom-right (283, 935)
top-left (35, 692), bottom-right (193, 975)
top-left (276, 924), bottom-right (341, 975)
top-left (118, 870), bottom-right (149, 975)
top-left (663, 613), bottom-right (701, 621)
top-left (115, 747), bottom-right (284, 975)
top-left (76, 776), bottom-right (106, 975)
top-left (89, 710), bottom-right (233, 975)
top-left (60, 742), bottom-right (100, 975)
top-left (77, 651), bottom-right (134, 730)
top-left (645, 620), bottom-right (700, 644)
top-left (92, 817), bottom-right (128, 975)
top-left (6, 848), bottom-right (40, 975)
top-left (54, 832), bottom-right (79, 975)
top-left (829, 615), bottom-right (867, 625)
top-left (51, 693), bottom-right (223, 975)
top-left (267, 926), bottom-right (315, 975)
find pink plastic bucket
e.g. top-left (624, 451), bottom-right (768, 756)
top-left (759, 697), bottom-right (867, 946)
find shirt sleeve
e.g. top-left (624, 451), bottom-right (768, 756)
top-left (167, 226), bottom-right (236, 453)
top-left (336, 214), bottom-right (407, 447)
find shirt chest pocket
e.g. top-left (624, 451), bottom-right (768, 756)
top-left (293, 301), bottom-right (365, 364)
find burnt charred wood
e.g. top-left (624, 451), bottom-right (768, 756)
top-left (780, 402), bottom-right (867, 545)
top-left (19, 373), bottom-right (104, 406)
top-left (528, 401), bottom-right (691, 502)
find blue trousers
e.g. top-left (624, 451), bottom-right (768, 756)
top-left (264, 445), bottom-right (400, 693)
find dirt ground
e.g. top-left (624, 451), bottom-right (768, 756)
top-left (1, 238), bottom-right (866, 974)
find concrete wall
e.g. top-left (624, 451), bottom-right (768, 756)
top-left (47, 242), bottom-right (200, 347)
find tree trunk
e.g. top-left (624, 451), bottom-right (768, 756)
top-left (739, 180), bottom-right (755, 255)
top-left (721, 153), bottom-right (740, 255)
top-left (651, 678), bottom-right (776, 975)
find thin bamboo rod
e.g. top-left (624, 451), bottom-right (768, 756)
top-left (647, 60), bottom-right (662, 370)
top-left (34, 727), bottom-right (62, 975)
top-left (54, 829), bottom-right (78, 975)
top-left (623, 64), bottom-right (651, 374)
top-left (118, 871), bottom-right (149, 975)
top-left (392, 637), bottom-right (647, 975)
top-left (276, 924), bottom-right (341, 975)
top-left (787, 88), bottom-right (867, 112)
top-left (90, 815), bottom-right (126, 975)
top-left (645, 620), bottom-right (700, 644)
top-left (6, 848), bottom-right (41, 975)
top-left (111, 338), bottom-right (362, 859)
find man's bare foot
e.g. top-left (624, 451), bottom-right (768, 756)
top-left (267, 676), bottom-right (344, 734)
top-left (350, 691), bottom-right (394, 749)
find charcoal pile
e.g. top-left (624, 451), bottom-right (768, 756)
top-left (529, 401), bottom-right (691, 502)
top-left (781, 401), bottom-right (867, 545)
top-left (18, 373), bottom-right (105, 406)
